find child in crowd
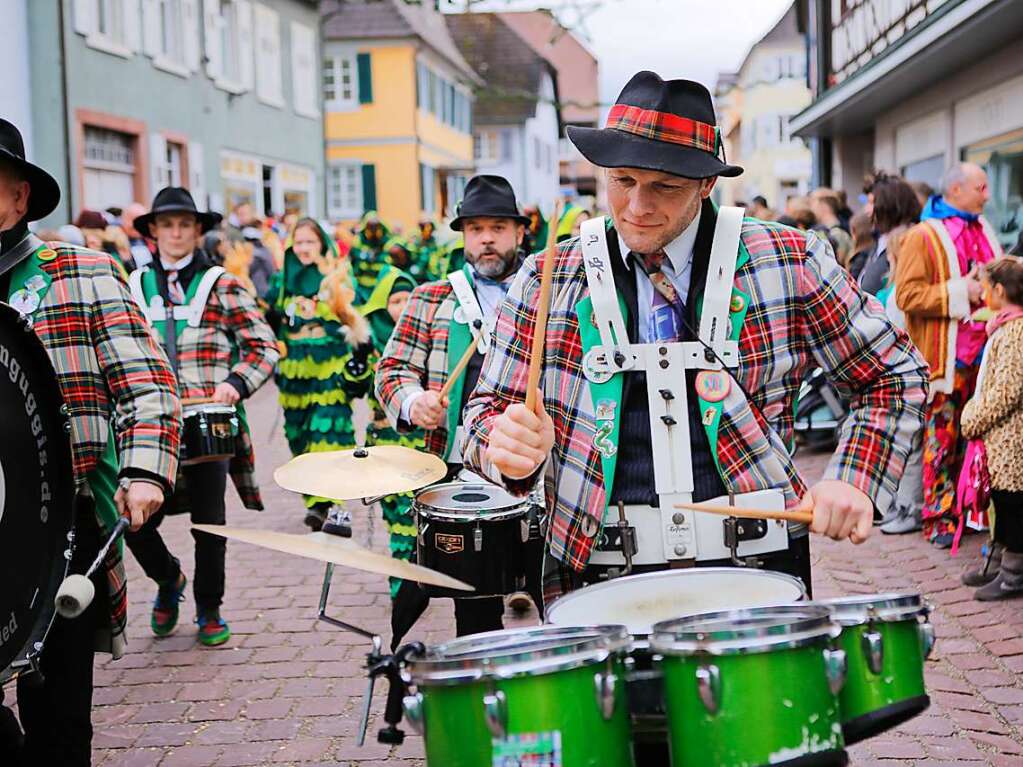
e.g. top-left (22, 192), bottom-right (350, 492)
top-left (960, 257), bottom-right (1023, 600)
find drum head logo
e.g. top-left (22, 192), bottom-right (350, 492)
top-left (434, 533), bottom-right (464, 554)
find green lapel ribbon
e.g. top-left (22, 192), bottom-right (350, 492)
top-left (442, 264), bottom-right (476, 461)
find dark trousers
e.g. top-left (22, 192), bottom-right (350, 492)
top-left (993, 490), bottom-right (1023, 554)
top-left (125, 460), bottom-right (229, 610)
top-left (16, 510), bottom-right (106, 766)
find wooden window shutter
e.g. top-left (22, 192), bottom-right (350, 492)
top-left (361, 164), bottom-right (376, 212)
top-left (356, 52), bottom-right (373, 104)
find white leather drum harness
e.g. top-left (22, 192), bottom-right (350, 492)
top-left (578, 210), bottom-right (789, 570)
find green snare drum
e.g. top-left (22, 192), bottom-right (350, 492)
top-left (650, 605), bottom-right (848, 767)
top-left (817, 593), bottom-right (934, 744)
top-left (402, 625), bottom-right (635, 767)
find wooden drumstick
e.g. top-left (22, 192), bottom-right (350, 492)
top-left (525, 200), bottom-right (563, 412)
top-left (438, 324), bottom-right (482, 399)
top-left (181, 396), bottom-right (217, 406)
top-left (674, 501), bottom-right (814, 526)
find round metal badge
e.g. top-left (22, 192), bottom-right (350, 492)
top-left (694, 371), bottom-right (730, 403)
top-left (582, 348), bottom-right (613, 384)
top-left (9, 289), bottom-right (40, 316)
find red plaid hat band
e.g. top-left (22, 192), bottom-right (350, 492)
top-left (605, 104), bottom-right (719, 154)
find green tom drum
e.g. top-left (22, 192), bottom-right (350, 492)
top-left (402, 625), bottom-right (635, 767)
top-left (650, 604), bottom-right (849, 767)
top-left (816, 593), bottom-right (934, 744)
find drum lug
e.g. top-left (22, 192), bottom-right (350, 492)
top-left (695, 663), bottom-right (721, 715)
top-left (483, 690), bottom-right (508, 739)
top-left (823, 647), bottom-right (847, 695)
top-left (402, 692), bottom-right (425, 736)
top-left (474, 526), bottom-right (483, 553)
top-left (918, 620), bottom-right (936, 660)
top-left (862, 627), bottom-right (884, 675)
top-left (593, 670), bottom-right (617, 720)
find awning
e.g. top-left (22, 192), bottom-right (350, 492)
top-left (791, 0), bottom-right (1023, 138)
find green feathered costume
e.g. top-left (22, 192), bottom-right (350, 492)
top-left (426, 234), bottom-right (466, 282)
top-left (414, 220), bottom-right (443, 284)
top-left (266, 222), bottom-right (373, 513)
top-left (359, 264), bottom-right (424, 596)
top-left (350, 211), bottom-right (390, 302)
top-left (385, 236), bottom-right (429, 285)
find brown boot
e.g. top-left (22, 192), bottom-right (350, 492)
top-left (975, 551), bottom-right (1023, 601)
top-left (962, 543), bottom-right (1003, 587)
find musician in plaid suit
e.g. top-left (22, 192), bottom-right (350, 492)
top-left (375, 175), bottom-right (533, 642)
top-left (0, 119), bottom-right (180, 765)
top-left (125, 187), bottom-right (279, 647)
top-left (463, 73), bottom-right (929, 604)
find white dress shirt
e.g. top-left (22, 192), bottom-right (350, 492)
top-left (618, 213), bottom-right (700, 343)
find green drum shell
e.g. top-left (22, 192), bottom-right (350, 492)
top-left (657, 642), bottom-right (845, 767)
top-left (821, 595), bottom-right (933, 744)
top-left (405, 626), bottom-right (634, 767)
top-left (651, 605), bottom-right (847, 767)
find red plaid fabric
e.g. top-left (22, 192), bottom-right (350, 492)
top-left (34, 243), bottom-right (181, 656)
top-left (171, 273), bottom-right (279, 509)
top-left (606, 104), bottom-right (718, 153)
top-left (375, 280), bottom-right (458, 457)
top-left (463, 215), bottom-right (929, 572)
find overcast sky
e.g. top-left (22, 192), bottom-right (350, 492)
top-left (444, 0), bottom-right (794, 106)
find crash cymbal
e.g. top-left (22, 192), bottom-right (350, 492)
top-left (192, 525), bottom-right (473, 592)
top-left (274, 445), bottom-right (447, 501)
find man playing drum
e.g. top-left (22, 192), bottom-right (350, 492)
top-left (463, 72), bottom-right (930, 603)
top-left (125, 186), bottom-right (279, 646)
top-left (0, 119), bottom-right (181, 765)
top-left (375, 175), bottom-right (532, 641)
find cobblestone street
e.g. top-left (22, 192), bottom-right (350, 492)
top-left (85, 384), bottom-right (1023, 766)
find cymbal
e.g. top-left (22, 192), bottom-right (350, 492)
top-left (274, 445), bottom-right (447, 501)
top-left (192, 525), bottom-right (474, 592)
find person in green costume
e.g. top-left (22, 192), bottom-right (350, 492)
top-left (384, 235), bottom-right (428, 285)
top-left (556, 204), bottom-right (592, 242)
top-left (415, 218), bottom-right (444, 282)
top-left (349, 211), bottom-right (390, 301)
top-left (266, 217), bottom-right (374, 532)
top-left (358, 262), bottom-right (422, 596)
top-left (523, 203), bottom-right (548, 255)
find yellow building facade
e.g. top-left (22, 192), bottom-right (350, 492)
top-left (323, 16), bottom-right (478, 234)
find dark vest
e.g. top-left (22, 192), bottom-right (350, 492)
top-left (609, 200), bottom-right (728, 507)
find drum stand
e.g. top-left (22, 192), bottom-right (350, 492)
top-left (316, 509), bottom-right (420, 747)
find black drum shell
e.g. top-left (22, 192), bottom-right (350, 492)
top-left (180, 406), bottom-right (236, 465)
top-left (417, 512), bottom-right (528, 598)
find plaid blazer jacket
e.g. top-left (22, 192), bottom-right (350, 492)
top-left (375, 279), bottom-right (461, 457)
top-left (22, 239), bottom-right (181, 656)
top-left (138, 265), bottom-right (279, 510)
top-left (463, 214), bottom-right (930, 571)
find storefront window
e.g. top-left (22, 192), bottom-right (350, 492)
top-left (901, 154), bottom-right (944, 191)
top-left (965, 129), bottom-right (1023, 252)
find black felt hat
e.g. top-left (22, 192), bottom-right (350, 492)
top-left (0, 119), bottom-right (61, 221)
top-left (568, 71), bottom-right (742, 179)
top-left (450, 175), bottom-right (531, 231)
top-left (135, 187), bottom-right (223, 238)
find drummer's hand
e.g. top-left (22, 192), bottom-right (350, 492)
top-left (801, 480), bottom-right (873, 544)
top-left (212, 382), bottom-right (241, 405)
top-left (116, 481), bottom-right (165, 532)
top-left (486, 390), bottom-right (554, 480)
top-left (410, 390), bottom-right (448, 430)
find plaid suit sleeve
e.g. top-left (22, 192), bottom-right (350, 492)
top-left (375, 283), bottom-right (442, 431)
top-left (463, 253), bottom-right (545, 495)
top-left (88, 259), bottom-right (181, 485)
top-left (219, 276), bottom-right (280, 397)
top-left (799, 230), bottom-right (929, 512)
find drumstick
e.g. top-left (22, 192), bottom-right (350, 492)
top-left (525, 200), bottom-right (563, 412)
top-left (181, 396), bottom-right (217, 406)
top-left (438, 324), bottom-right (482, 399)
top-left (674, 501), bottom-right (814, 526)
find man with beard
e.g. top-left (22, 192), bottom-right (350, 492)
top-left (375, 175), bottom-right (531, 642)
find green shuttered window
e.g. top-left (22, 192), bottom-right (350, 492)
top-left (357, 52), bottom-right (373, 104)
top-left (361, 164), bottom-right (377, 212)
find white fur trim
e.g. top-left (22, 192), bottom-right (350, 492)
top-left (946, 277), bottom-right (971, 320)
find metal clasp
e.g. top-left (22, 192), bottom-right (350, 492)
top-left (593, 670), bottom-right (617, 720)
top-left (402, 692), bottom-right (425, 735)
top-left (862, 624), bottom-right (884, 676)
top-left (483, 690), bottom-right (508, 738)
top-left (696, 663), bottom-right (721, 715)
top-left (918, 620), bottom-right (936, 660)
top-left (823, 647), bottom-right (847, 695)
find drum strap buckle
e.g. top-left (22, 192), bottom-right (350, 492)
top-left (722, 494), bottom-right (764, 570)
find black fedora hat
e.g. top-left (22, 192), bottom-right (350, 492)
top-left (568, 71), bottom-right (742, 179)
top-left (0, 119), bottom-right (61, 221)
top-left (450, 175), bottom-right (531, 231)
top-left (134, 186), bottom-right (223, 238)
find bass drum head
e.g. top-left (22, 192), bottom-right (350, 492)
top-left (545, 567), bottom-right (807, 638)
top-left (0, 302), bottom-right (75, 682)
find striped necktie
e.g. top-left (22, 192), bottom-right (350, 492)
top-left (635, 251), bottom-right (685, 342)
top-left (166, 269), bottom-right (185, 305)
